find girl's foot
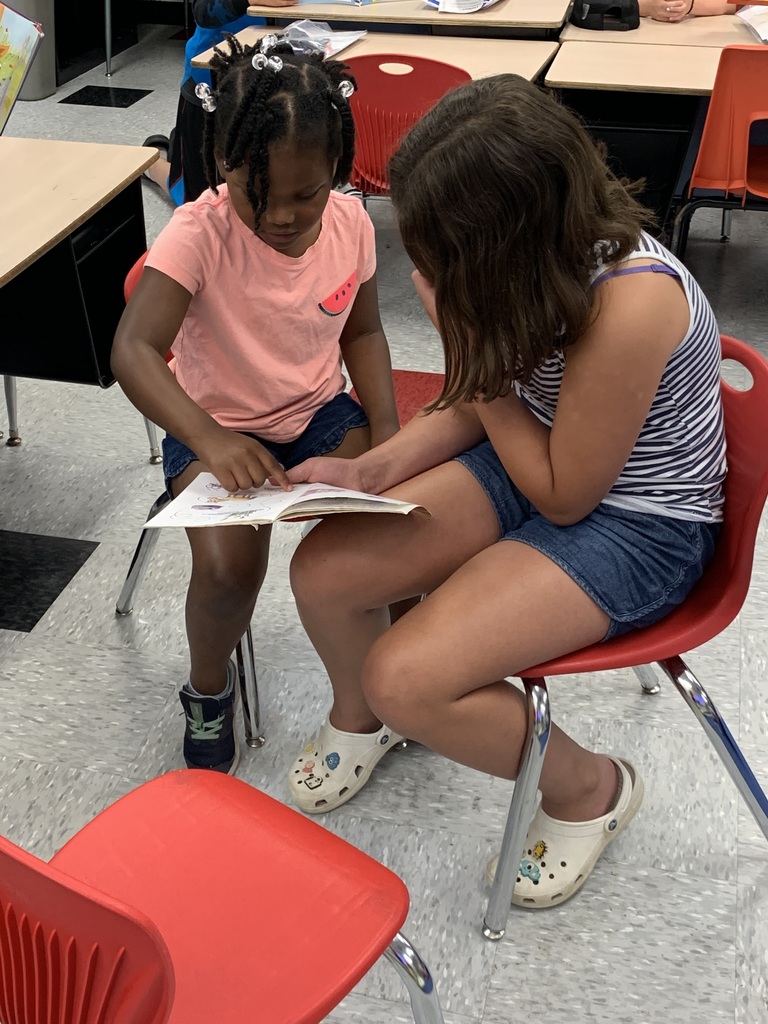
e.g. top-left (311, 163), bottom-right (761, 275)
top-left (288, 717), bottom-right (405, 813)
top-left (486, 758), bottom-right (644, 909)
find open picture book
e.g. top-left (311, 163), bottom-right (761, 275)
top-left (145, 473), bottom-right (429, 529)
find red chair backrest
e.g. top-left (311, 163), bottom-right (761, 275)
top-left (0, 836), bottom-right (173, 1024)
top-left (689, 46), bottom-right (768, 200)
top-left (345, 54), bottom-right (471, 195)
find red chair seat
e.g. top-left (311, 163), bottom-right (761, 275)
top-left (52, 772), bottom-right (409, 1024)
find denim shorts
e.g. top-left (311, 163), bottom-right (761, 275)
top-left (455, 440), bottom-right (721, 640)
top-left (162, 392), bottom-right (368, 495)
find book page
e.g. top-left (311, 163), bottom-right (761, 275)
top-left (144, 473), bottom-right (427, 529)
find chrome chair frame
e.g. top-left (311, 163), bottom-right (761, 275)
top-left (482, 661), bottom-right (768, 940)
top-left (115, 492), bottom-right (264, 748)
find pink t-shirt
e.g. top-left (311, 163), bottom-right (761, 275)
top-left (144, 186), bottom-right (376, 442)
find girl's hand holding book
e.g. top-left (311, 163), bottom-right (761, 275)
top-left (194, 427), bottom-right (292, 493)
top-left (288, 455), bottom-right (370, 492)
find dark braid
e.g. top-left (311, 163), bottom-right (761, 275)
top-left (202, 35), bottom-right (356, 229)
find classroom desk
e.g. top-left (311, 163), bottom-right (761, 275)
top-left (247, 0), bottom-right (571, 32)
top-left (560, 14), bottom-right (755, 47)
top-left (545, 40), bottom-right (722, 94)
top-left (194, 26), bottom-right (558, 79)
top-left (545, 40), bottom-right (725, 229)
top-left (0, 138), bottom-right (155, 387)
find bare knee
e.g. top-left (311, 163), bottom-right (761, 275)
top-left (189, 531), bottom-right (269, 613)
top-left (290, 525), bottom-right (367, 612)
top-left (361, 633), bottom-right (433, 737)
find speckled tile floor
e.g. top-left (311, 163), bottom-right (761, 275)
top-left (3, 24), bottom-right (768, 1023)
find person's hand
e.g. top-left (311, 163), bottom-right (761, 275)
top-left (641, 0), bottom-right (690, 21)
top-left (287, 456), bottom-right (369, 491)
top-left (412, 270), bottom-right (440, 332)
top-left (258, 0), bottom-right (300, 7)
top-left (194, 426), bottom-right (291, 492)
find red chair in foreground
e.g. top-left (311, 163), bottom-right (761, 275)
top-left (483, 336), bottom-right (768, 939)
top-left (0, 771), bottom-right (444, 1023)
top-left (672, 46), bottom-right (768, 259)
top-left (345, 54), bottom-right (471, 200)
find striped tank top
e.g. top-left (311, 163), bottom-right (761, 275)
top-left (516, 232), bottom-right (726, 523)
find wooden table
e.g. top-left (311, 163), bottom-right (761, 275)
top-left (560, 13), bottom-right (755, 47)
top-left (0, 137), bottom-right (156, 388)
top-left (247, 0), bottom-right (571, 31)
top-left (194, 25), bottom-right (558, 78)
top-left (545, 40), bottom-right (723, 94)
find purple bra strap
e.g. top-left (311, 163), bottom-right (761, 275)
top-left (596, 262), bottom-right (680, 283)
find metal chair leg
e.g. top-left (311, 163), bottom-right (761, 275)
top-left (105, 0), bottom-right (113, 77)
top-left (235, 625), bottom-right (264, 747)
top-left (143, 416), bottom-right (162, 464)
top-left (482, 677), bottom-right (550, 940)
top-left (720, 209), bottom-right (733, 241)
top-left (4, 375), bottom-right (21, 446)
top-left (633, 664), bottom-right (661, 695)
top-left (660, 654), bottom-right (768, 842)
top-left (384, 931), bottom-right (445, 1024)
top-left (115, 493), bottom-right (170, 614)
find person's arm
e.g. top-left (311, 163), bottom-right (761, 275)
top-left (474, 271), bottom-right (691, 526)
top-left (639, 0), bottom-right (735, 20)
top-left (287, 399), bottom-right (486, 492)
top-left (339, 275), bottom-right (400, 448)
top-left (111, 267), bottom-right (289, 491)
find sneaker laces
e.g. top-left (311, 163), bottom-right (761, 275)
top-left (184, 707), bottom-right (225, 741)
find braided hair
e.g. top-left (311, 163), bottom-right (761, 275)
top-left (202, 35), bottom-right (356, 229)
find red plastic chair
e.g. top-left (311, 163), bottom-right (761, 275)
top-left (483, 336), bottom-right (768, 939)
top-left (345, 54), bottom-right (471, 198)
top-left (672, 46), bottom-right (768, 259)
top-left (0, 772), bottom-right (443, 1023)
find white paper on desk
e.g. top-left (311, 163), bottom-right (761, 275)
top-left (735, 5), bottom-right (768, 43)
top-left (425, 0), bottom-right (502, 11)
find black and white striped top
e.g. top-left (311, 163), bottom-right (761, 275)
top-left (516, 232), bottom-right (726, 523)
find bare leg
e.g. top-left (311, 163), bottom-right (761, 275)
top-left (291, 461), bottom-right (618, 820)
top-left (173, 462), bottom-right (272, 695)
top-left (145, 156), bottom-right (171, 196)
top-left (178, 424), bottom-right (371, 695)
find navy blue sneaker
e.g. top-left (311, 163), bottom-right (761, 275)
top-left (178, 683), bottom-right (239, 774)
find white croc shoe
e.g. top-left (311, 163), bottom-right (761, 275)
top-left (288, 717), bottom-right (405, 813)
top-left (486, 757), bottom-right (644, 909)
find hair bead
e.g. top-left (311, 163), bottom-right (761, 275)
top-left (194, 82), bottom-right (217, 113)
top-left (338, 79), bottom-right (355, 100)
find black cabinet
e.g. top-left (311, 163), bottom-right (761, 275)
top-left (0, 181), bottom-right (146, 387)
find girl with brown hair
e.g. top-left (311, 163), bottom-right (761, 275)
top-left (285, 74), bottom-right (726, 908)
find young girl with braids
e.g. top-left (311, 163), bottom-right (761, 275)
top-left (111, 38), bottom-right (399, 775)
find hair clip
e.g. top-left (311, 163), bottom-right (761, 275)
top-left (338, 79), bottom-right (355, 100)
top-left (194, 82), bottom-right (217, 113)
top-left (252, 52), bottom-right (283, 73)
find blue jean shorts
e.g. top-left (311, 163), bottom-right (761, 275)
top-left (162, 392), bottom-right (368, 495)
top-left (455, 440), bottom-right (721, 640)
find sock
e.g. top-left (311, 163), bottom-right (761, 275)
top-left (184, 662), bottom-right (235, 701)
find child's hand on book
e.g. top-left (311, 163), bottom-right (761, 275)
top-left (194, 430), bottom-right (292, 493)
top-left (288, 456), bottom-right (370, 492)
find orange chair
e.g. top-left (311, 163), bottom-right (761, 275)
top-left (672, 46), bottom-right (768, 259)
top-left (483, 336), bottom-right (768, 939)
top-left (0, 771), bottom-right (444, 1023)
top-left (345, 54), bottom-right (471, 200)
